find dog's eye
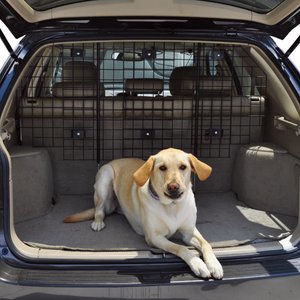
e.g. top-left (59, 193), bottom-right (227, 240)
top-left (159, 165), bottom-right (167, 171)
top-left (179, 164), bottom-right (187, 170)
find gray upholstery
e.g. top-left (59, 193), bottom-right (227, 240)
top-left (124, 78), bottom-right (163, 95)
top-left (21, 95), bottom-right (264, 118)
top-left (169, 66), bottom-right (233, 97)
top-left (19, 62), bottom-right (265, 163)
top-left (62, 61), bottom-right (97, 82)
top-left (169, 66), bottom-right (197, 96)
top-left (20, 64), bottom-right (264, 119)
top-left (21, 97), bottom-right (120, 117)
top-left (232, 144), bottom-right (300, 217)
top-left (52, 160), bottom-right (97, 195)
top-left (52, 82), bottom-right (105, 97)
top-left (10, 144), bottom-right (298, 250)
top-left (52, 61), bottom-right (105, 97)
top-left (10, 147), bottom-right (54, 223)
top-left (15, 192), bottom-right (297, 250)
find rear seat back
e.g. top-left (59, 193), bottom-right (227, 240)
top-left (22, 61), bottom-right (105, 118)
top-left (168, 66), bottom-right (265, 156)
top-left (20, 61), bottom-right (106, 160)
top-left (19, 62), bottom-right (265, 160)
top-left (123, 78), bottom-right (166, 118)
top-left (52, 61), bottom-right (100, 97)
top-left (124, 78), bottom-right (163, 96)
top-left (118, 78), bottom-right (189, 157)
top-left (169, 66), bottom-right (265, 116)
top-left (169, 66), bottom-right (233, 97)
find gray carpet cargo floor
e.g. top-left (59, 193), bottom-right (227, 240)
top-left (15, 192), bottom-right (297, 250)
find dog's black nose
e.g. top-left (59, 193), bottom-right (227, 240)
top-left (165, 183), bottom-right (183, 200)
top-left (167, 183), bottom-right (180, 194)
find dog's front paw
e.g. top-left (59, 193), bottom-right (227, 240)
top-left (205, 256), bottom-right (223, 279)
top-left (91, 220), bottom-right (105, 231)
top-left (189, 256), bottom-right (211, 278)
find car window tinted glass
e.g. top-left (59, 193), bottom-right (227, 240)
top-left (35, 42), bottom-right (267, 98)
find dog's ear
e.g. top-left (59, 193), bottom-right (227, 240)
top-left (188, 153), bottom-right (212, 181)
top-left (133, 156), bottom-right (155, 187)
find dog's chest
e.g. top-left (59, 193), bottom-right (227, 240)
top-left (158, 202), bottom-right (195, 237)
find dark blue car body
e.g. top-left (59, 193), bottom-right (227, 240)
top-left (0, 1), bottom-right (300, 298)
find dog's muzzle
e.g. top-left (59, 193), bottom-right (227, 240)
top-left (165, 183), bottom-right (183, 199)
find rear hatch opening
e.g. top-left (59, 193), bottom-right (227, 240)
top-left (1, 39), bottom-right (300, 262)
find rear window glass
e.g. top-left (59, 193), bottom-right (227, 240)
top-left (29, 41), bottom-right (267, 99)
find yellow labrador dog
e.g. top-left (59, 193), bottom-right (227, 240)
top-left (64, 148), bottom-right (223, 279)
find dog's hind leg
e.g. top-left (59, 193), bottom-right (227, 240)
top-left (91, 164), bottom-right (115, 232)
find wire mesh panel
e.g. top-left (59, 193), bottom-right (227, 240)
top-left (19, 43), bottom-right (98, 160)
top-left (18, 41), bottom-right (266, 162)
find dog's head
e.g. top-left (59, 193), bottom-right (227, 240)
top-left (133, 148), bottom-right (212, 205)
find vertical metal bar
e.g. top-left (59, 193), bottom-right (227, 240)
top-left (82, 42), bottom-right (85, 161)
top-left (228, 46), bottom-right (235, 150)
top-left (71, 44), bottom-right (75, 160)
top-left (193, 42), bottom-right (201, 157)
top-left (121, 41), bottom-right (126, 159)
top-left (170, 42), bottom-right (174, 151)
top-left (100, 42), bottom-right (105, 163)
top-left (134, 41), bottom-right (137, 158)
top-left (96, 42), bottom-right (101, 167)
top-left (208, 45), bottom-right (214, 158)
top-left (151, 41), bottom-right (155, 156)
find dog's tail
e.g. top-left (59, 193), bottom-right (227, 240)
top-left (63, 208), bottom-right (95, 223)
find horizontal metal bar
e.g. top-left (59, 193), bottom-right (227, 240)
top-left (274, 116), bottom-right (300, 136)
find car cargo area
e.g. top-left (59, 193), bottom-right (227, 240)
top-left (14, 190), bottom-right (297, 250)
top-left (3, 40), bottom-right (300, 256)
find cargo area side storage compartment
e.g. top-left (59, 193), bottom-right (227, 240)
top-left (232, 144), bottom-right (299, 216)
top-left (10, 147), bottom-right (54, 223)
top-left (4, 40), bottom-right (300, 257)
